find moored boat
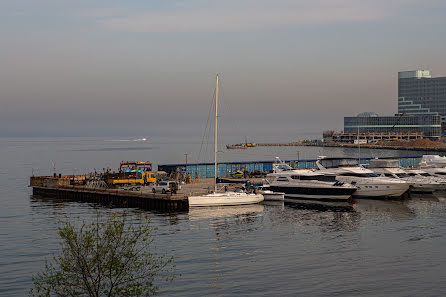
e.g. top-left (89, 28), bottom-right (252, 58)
top-left (258, 185), bottom-right (285, 201)
top-left (368, 159), bottom-right (445, 193)
top-left (316, 157), bottom-right (409, 198)
top-left (189, 191), bottom-right (264, 207)
top-left (266, 159), bottom-right (357, 201)
top-left (188, 74), bottom-right (264, 207)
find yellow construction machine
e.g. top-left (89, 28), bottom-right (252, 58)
top-left (105, 161), bottom-right (157, 187)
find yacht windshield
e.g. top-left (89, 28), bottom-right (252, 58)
top-left (274, 164), bottom-right (292, 171)
top-left (293, 175), bottom-right (337, 181)
top-left (369, 159), bottom-right (400, 168)
top-left (396, 173), bottom-right (410, 178)
top-left (420, 173), bottom-right (432, 177)
top-left (340, 172), bottom-right (379, 178)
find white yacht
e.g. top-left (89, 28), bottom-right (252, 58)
top-left (188, 74), bottom-right (263, 207)
top-left (418, 166), bottom-right (446, 177)
top-left (416, 155), bottom-right (446, 178)
top-left (316, 157), bottom-right (409, 198)
top-left (266, 161), bottom-right (357, 201)
top-left (419, 155), bottom-right (446, 168)
top-left (404, 169), bottom-right (446, 187)
top-left (367, 159), bottom-right (444, 193)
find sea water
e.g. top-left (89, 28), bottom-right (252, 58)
top-left (1, 137), bottom-right (445, 296)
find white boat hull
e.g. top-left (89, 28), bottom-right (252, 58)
top-left (332, 176), bottom-right (409, 198)
top-left (188, 192), bottom-right (264, 207)
top-left (352, 184), bottom-right (409, 197)
top-left (260, 190), bottom-right (285, 201)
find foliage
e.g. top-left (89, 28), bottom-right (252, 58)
top-left (30, 212), bottom-right (174, 297)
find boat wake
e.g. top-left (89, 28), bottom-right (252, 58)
top-left (107, 138), bottom-right (148, 142)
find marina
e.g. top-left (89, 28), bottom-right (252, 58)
top-left (29, 154), bottom-right (446, 211)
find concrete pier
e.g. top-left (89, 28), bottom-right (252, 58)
top-left (30, 176), bottom-right (189, 211)
top-left (32, 186), bottom-right (189, 211)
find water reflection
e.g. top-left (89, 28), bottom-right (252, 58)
top-left (187, 204), bottom-right (265, 295)
top-left (284, 199), bottom-right (356, 212)
top-left (30, 195), bottom-right (76, 209)
top-left (262, 200), bottom-right (285, 209)
top-left (354, 199), bottom-right (415, 220)
top-left (188, 205), bottom-right (265, 239)
top-left (263, 199), bottom-right (361, 233)
top-left (433, 191), bottom-right (446, 199)
top-left (188, 204), bottom-right (264, 221)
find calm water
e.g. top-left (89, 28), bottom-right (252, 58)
top-left (1, 137), bottom-right (446, 296)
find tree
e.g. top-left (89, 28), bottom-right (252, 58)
top-left (30, 212), bottom-right (175, 297)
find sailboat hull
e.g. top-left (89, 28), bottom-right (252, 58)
top-left (188, 193), bottom-right (264, 207)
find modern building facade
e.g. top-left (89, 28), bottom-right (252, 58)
top-left (398, 70), bottom-right (446, 126)
top-left (343, 112), bottom-right (441, 140)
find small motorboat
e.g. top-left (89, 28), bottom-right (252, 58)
top-left (258, 185), bottom-right (284, 201)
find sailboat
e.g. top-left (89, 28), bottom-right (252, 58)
top-left (188, 75), bottom-right (264, 207)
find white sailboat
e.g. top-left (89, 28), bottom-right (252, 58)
top-left (188, 75), bottom-right (264, 207)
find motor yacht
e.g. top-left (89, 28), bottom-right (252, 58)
top-left (404, 168), bottom-right (446, 186)
top-left (416, 155), bottom-right (446, 178)
top-left (316, 157), bottom-right (409, 198)
top-left (419, 155), bottom-right (446, 168)
top-left (417, 166), bottom-right (446, 178)
top-left (266, 160), bottom-right (357, 201)
top-left (368, 159), bottom-right (445, 193)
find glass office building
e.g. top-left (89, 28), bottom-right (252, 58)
top-left (344, 113), bottom-right (441, 140)
top-left (398, 70), bottom-right (446, 126)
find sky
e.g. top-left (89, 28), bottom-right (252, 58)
top-left (1, 0), bottom-right (446, 142)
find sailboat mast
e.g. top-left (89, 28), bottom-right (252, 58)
top-left (214, 74), bottom-right (219, 192)
top-left (357, 125), bottom-right (361, 165)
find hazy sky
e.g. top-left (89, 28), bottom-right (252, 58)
top-left (2, 0), bottom-right (446, 141)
